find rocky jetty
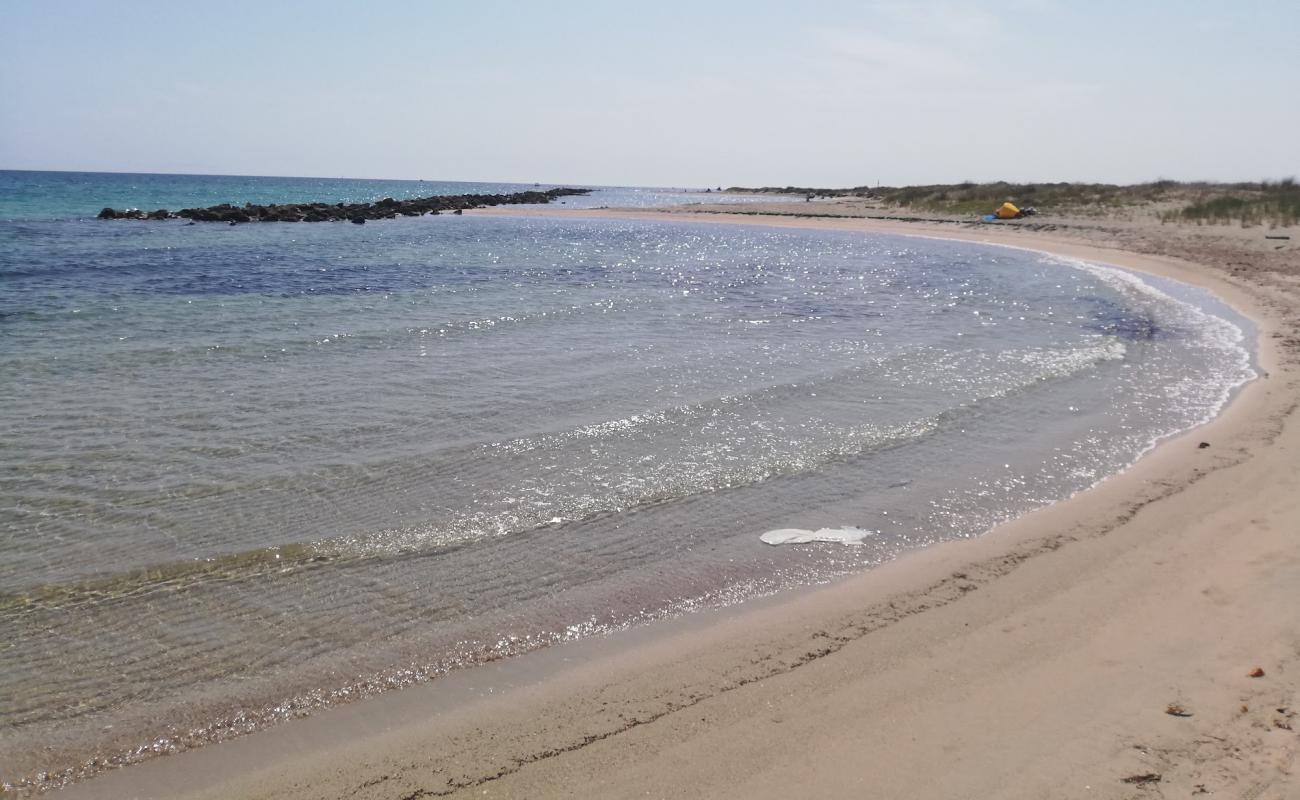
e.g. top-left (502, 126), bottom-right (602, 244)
top-left (97, 188), bottom-right (591, 223)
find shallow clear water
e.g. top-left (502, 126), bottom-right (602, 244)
top-left (0, 173), bottom-right (1255, 790)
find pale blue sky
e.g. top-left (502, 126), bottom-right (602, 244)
top-left (2, 1), bottom-right (1296, 186)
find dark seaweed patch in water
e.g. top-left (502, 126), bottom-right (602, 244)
top-left (1076, 295), bottom-right (1162, 340)
top-left (1097, 313), bottom-right (1160, 340)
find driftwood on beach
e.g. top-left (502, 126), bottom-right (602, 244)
top-left (96, 187), bottom-right (592, 224)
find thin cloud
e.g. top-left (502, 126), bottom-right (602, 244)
top-left (818, 29), bottom-right (971, 79)
top-left (812, 4), bottom-right (1003, 85)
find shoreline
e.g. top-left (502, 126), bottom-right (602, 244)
top-left (51, 209), bottom-right (1299, 799)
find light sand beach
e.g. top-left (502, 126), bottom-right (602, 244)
top-left (55, 207), bottom-right (1300, 800)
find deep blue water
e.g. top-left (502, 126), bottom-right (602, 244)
top-left (0, 169), bottom-right (781, 222)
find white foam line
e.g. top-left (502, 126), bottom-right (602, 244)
top-left (902, 234), bottom-right (1257, 496)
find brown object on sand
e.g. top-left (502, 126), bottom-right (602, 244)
top-left (1122, 773), bottom-right (1162, 784)
top-left (1249, 666), bottom-right (1265, 677)
top-left (1165, 703), bottom-right (1193, 717)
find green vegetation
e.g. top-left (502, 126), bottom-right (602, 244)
top-left (727, 180), bottom-right (1182, 209)
top-left (728, 179), bottom-right (1300, 226)
top-left (872, 181), bottom-right (1174, 214)
top-left (1158, 179), bottom-right (1300, 227)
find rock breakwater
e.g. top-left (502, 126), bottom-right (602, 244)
top-left (97, 187), bottom-right (591, 223)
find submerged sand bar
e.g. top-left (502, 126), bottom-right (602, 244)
top-left (55, 208), bottom-right (1299, 800)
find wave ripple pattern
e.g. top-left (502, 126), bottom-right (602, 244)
top-left (0, 211), bottom-right (1253, 789)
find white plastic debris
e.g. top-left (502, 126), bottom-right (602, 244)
top-left (759, 526), bottom-right (874, 546)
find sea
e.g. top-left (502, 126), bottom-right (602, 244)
top-left (0, 170), bottom-right (1256, 791)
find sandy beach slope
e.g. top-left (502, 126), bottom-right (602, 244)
top-left (54, 208), bottom-right (1299, 800)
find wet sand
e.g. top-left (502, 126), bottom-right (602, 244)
top-left (53, 207), bottom-right (1300, 799)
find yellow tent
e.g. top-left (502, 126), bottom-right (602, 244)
top-left (994, 202), bottom-right (1020, 219)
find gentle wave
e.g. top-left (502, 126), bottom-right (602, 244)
top-left (0, 208), bottom-right (1257, 791)
top-left (0, 335), bottom-right (1134, 616)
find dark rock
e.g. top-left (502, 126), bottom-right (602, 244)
top-left (1122, 774), bottom-right (1161, 785)
top-left (349, 217), bottom-right (366, 224)
top-left (98, 187), bottom-right (592, 223)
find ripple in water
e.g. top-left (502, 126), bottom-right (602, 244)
top-left (0, 211), bottom-right (1254, 791)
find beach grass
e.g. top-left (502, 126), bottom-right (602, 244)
top-left (1158, 178), bottom-right (1300, 227)
top-left (728, 179), bottom-right (1300, 226)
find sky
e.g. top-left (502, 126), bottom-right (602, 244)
top-left (1, 0), bottom-right (1297, 187)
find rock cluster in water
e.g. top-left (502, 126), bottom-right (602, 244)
top-left (96, 188), bottom-right (591, 224)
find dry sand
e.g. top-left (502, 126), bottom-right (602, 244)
top-left (54, 205), bottom-right (1300, 800)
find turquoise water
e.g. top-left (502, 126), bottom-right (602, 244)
top-left (0, 170), bottom-right (780, 221)
top-left (0, 171), bottom-right (1255, 791)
